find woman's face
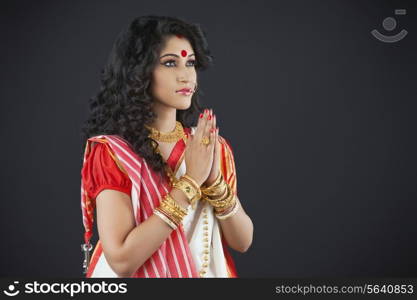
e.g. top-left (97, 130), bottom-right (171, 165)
top-left (150, 35), bottom-right (197, 111)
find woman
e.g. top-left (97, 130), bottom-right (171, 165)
top-left (80, 15), bottom-right (253, 278)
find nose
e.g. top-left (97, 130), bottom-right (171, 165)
top-left (177, 75), bottom-right (189, 83)
top-left (177, 64), bottom-right (194, 83)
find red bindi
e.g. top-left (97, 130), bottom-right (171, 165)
top-left (176, 34), bottom-right (183, 39)
top-left (181, 50), bottom-right (187, 57)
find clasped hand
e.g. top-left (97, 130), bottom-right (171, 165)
top-left (184, 108), bottom-right (220, 187)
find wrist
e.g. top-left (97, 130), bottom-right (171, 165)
top-left (170, 188), bottom-right (191, 210)
top-left (202, 172), bottom-right (222, 189)
top-left (184, 173), bottom-right (203, 187)
top-left (204, 176), bottom-right (217, 187)
top-left (173, 175), bottom-right (202, 210)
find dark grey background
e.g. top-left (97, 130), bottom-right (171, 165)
top-left (0, 0), bottom-right (416, 277)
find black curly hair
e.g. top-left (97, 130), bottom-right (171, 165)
top-left (81, 15), bottom-right (213, 177)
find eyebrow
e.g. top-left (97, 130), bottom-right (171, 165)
top-left (160, 53), bottom-right (195, 59)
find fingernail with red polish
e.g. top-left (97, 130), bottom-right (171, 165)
top-left (204, 109), bottom-right (208, 114)
top-left (199, 113), bottom-right (203, 119)
top-left (208, 115), bottom-right (212, 120)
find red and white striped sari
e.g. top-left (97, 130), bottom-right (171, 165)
top-left (80, 127), bottom-right (238, 278)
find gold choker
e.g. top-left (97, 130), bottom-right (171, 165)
top-left (145, 121), bottom-right (185, 143)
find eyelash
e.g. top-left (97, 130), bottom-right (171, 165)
top-left (162, 59), bottom-right (196, 67)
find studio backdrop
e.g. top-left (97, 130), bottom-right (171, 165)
top-left (0, 0), bottom-right (416, 277)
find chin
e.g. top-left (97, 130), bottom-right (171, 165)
top-left (176, 99), bottom-right (192, 110)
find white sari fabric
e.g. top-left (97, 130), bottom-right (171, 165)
top-left (175, 158), bottom-right (230, 277)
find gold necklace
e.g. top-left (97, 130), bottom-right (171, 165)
top-left (145, 121), bottom-right (185, 143)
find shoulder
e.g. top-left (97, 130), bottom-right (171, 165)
top-left (83, 140), bottom-right (128, 175)
top-left (85, 135), bottom-right (121, 160)
top-left (87, 134), bottom-right (131, 148)
top-left (87, 134), bottom-right (141, 159)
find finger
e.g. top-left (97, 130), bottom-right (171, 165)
top-left (195, 108), bottom-right (209, 140)
top-left (211, 127), bottom-right (217, 157)
top-left (213, 127), bottom-right (218, 154)
top-left (194, 110), bottom-right (204, 138)
top-left (215, 128), bottom-right (221, 168)
top-left (211, 128), bottom-right (217, 154)
top-left (208, 128), bottom-right (216, 152)
top-left (212, 112), bottom-right (217, 130)
top-left (202, 110), bottom-right (213, 141)
top-left (216, 128), bottom-right (221, 157)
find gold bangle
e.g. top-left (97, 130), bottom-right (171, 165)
top-left (157, 194), bottom-right (188, 225)
top-left (154, 209), bottom-right (178, 230)
top-left (214, 201), bottom-right (235, 213)
top-left (201, 172), bottom-right (222, 193)
top-left (213, 198), bottom-right (236, 214)
top-left (214, 198), bottom-right (235, 214)
top-left (205, 185), bottom-right (228, 201)
top-left (161, 194), bottom-right (188, 217)
top-left (173, 179), bottom-right (198, 203)
top-left (202, 183), bottom-right (227, 197)
top-left (206, 184), bottom-right (235, 210)
top-left (164, 193), bottom-right (188, 215)
top-left (157, 205), bottom-right (181, 226)
top-left (201, 175), bottom-right (224, 196)
top-left (215, 199), bottom-right (240, 220)
top-left (182, 174), bottom-right (200, 190)
top-left (201, 174), bottom-right (229, 198)
top-left (180, 175), bottom-right (202, 209)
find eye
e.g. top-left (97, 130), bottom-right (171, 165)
top-left (186, 60), bottom-right (196, 67)
top-left (161, 59), bottom-right (196, 68)
top-left (162, 60), bottom-right (176, 67)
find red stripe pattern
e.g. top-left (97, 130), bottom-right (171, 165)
top-left (81, 132), bottom-right (238, 278)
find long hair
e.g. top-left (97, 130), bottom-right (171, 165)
top-left (81, 15), bottom-right (213, 176)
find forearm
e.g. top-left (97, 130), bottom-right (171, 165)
top-left (218, 198), bottom-right (253, 253)
top-left (115, 189), bottom-right (190, 277)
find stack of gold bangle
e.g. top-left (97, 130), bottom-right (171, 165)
top-left (154, 194), bottom-right (188, 230)
top-left (172, 174), bottom-right (202, 209)
top-left (201, 173), bottom-right (239, 219)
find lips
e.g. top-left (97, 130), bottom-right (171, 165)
top-left (176, 88), bottom-right (192, 93)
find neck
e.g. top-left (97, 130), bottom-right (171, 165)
top-left (149, 102), bottom-right (177, 133)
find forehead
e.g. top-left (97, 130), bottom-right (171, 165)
top-left (160, 35), bottom-right (194, 55)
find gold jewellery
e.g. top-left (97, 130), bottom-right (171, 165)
top-left (172, 174), bottom-right (202, 209)
top-left (154, 194), bottom-right (188, 230)
top-left (201, 136), bottom-right (210, 146)
top-left (201, 172), bottom-right (239, 220)
top-left (145, 121), bottom-right (185, 143)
